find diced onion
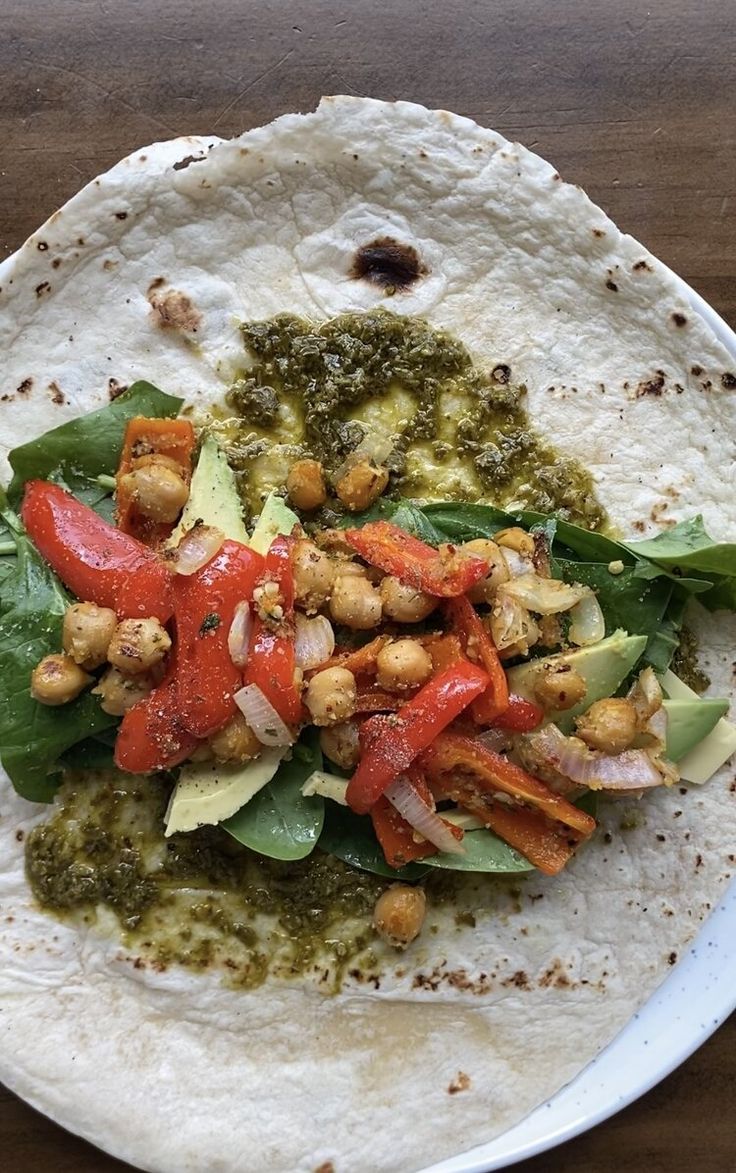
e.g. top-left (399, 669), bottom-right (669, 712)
top-left (490, 592), bottom-right (539, 653)
top-left (166, 524), bottom-right (224, 576)
top-left (294, 613), bottom-right (335, 670)
top-left (502, 573), bottom-right (589, 615)
top-left (384, 776), bottom-right (466, 855)
top-left (233, 683), bottom-right (294, 747)
top-left (627, 666), bottom-right (663, 723)
top-left (227, 601), bottom-right (252, 668)
top-left (301, 770), bottom-right (349, 804)
top-left (332, 426), bottom-right (394, 484)
top-left (502, 549), bottom-right (535, 579)
top-left (568, 592), bottom-right (606, 646)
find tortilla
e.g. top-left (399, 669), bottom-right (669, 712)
top-left (1, 97), bottom-right (735, 1173)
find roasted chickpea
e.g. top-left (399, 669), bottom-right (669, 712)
top-left (335, 459), bottom-right (389, 512)
top-left (379, 576), bottom-right (437, 622)
top-left (575, 698), bottom-right (638, 755)
top-left (92, 666), bottom-right (155, 716)
top-left (463, 539), bottom-right (510, 605)
top-left (292, 539), bottom-right (336, 614)
top-left (286, 459), bottom-right (327, 511)
top-left (31, 654), bottom-right (92, 706)
top-left (62, 601), bottom-right (117, 669)
top-left (209, 714), bottom-right (261, 764)
top-left (376, 639), bottom-right (433, 692)
top-left (533, 664), bottom-right (588, 711)
top-left (494, 526), bottom-right (535, 558)
top-left (119, 463), bottom-right (189, 524)
top-left (304, 667), bottom-right (357, 726)
top-left (107, 617), bottom-right (172, 675)
top-left (373, 884), bottom-right (426, 949)
top-left (329, 574), bottom-right (382, 630)
top-left (319, 720), bottom-right (361, 770)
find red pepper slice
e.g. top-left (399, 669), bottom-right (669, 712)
top-left (114, 661), bottom-right (199, 773)
top-left (174, 540), bottom-right (264, 738)
top-left (321, 634), bottom-right (391, 677)
top-left (492, 694), bottom-right (544, 732)
top-left (346, 660), bottom-right (489, 814)
top-left (241, 536), bottom-right (303, 725)
top-left (423, 632), bottom-right (466, 673)
top-left (354, 687), bottom-right (406, 713)
top-left (116, 417), bottom-right (195, 544)
top-left (21, 480), bottom-right (174, 622)
top-left (344, 521), bottom-right (490, 598)
top-left (370, 765), bottom-right (463, 869)
top-left (445, 595), bottom-right (509, 724)
top-left (421, 732), bottom-right (596, 875)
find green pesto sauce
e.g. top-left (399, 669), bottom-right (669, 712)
top-left (220, 309), bottom-right (605, 530)
top-left (25, 773), bottom-right (427, 989)
top-left (671, 625), bottom-right (710, 694)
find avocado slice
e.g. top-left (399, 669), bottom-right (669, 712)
top-left (659, 669), bottom-right (736, 784)
top-left (663, 698), bottom-right (730, 762)
top-left (506, 630), bottom-right (647, 733)
top-left (249, 489), bottom-right (300, 554)
top-left (170, 434), bottom-right (248, 544)
top-left (164, 747), bottom-right (285, 835)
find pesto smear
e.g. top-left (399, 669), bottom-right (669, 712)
top-left (221, 309), bottom-right (606, 529)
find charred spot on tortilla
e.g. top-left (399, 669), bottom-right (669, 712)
top-left (108, 378), bottom-right (128, 400)
top-left (448, 1072), bottom-right (471, 1095)
top-left (633, 259), bottom-right (653, 273)
top-left (48, 381), bottom-right (65, 405)
top-left (491, 363), bottom-right (511, 384)
top-left (36, 240), bottom-right (48, 251)
top-left (17, 378), bottom-right (32, 396)
top-left (721, 371), bottom-right (736, 390)
top-left (172, 153), bottom-right (207, 171)
top-left (636, 372), bottom-right (666, 398)
top-left (350, 237), bottom-right (427, 292)
top-left (605, 279), bottom-right (619, 292)
top-left (671, 312), bottom-right (688, 327)
top-left (147, 280), bottom-right (202, 334)
top-left (115, 211), bottom-right (128, 221)
top-left (35, 281), bottom-right (51, 298)
top-left (592, 227), bottom-right (606, 238)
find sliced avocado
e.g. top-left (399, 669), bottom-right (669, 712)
top-left (663, 698), bottom-right (730, 762)
top-left (659, 669), bottom-right (736, 784)
top-left (170, 434), bottom-right (248, 544)
top-left (249, 489), bottom-right (300, 554)
top-left (164, 747), bottom-right (285, 835)
top-left (506, 630), bottom-right (647, 733)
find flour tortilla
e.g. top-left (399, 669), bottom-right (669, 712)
top-left (1, 96), bottom-right (735, 1173)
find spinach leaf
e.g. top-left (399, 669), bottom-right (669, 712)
top-left (59, 729), bottom-right (118, 772)
top-left (556, 558), bottom-right (674, 662)
top-left (223, 731), bottom-right (324, 860)
top-left (318, 803), bottom-right (430, 880)
top-left (421, 829), bottom-right (533, 873)
top-left (7, 381), bottom-right (183, 512)
top-left (625, 516), bottom-right (736, 577)
top-left (340, 497), bottom-right (447, 544)
top-left (421, 502), bottom-right (517, 542)
top-left (0, 519), bottom-right (117, 801)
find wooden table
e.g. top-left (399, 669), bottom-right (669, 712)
top-left (1, 1), bottom-right (734, 1169)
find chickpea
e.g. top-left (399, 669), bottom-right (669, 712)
top-left (304, 667), bottom-right (357, 726)
top-left (61, 601), bottom-right (117, 670)
top-left (119, 463), bottom-right (189, 524)
top-left (463, 539), bottom-right (510, 605)
top-left (92, 666), bottom-right (154, 716)
top-left (373, 884), bottom-right (426, 949)
top-left (31, 654), bottom-right (92, 706)
top-left (286, 459), bottom-right (327, 511)
top-left (376, 639), bottom-right (433, 692)
top-left (575, 698), bottom-right (638, 755)
top-left (292, 539), bottom-right (336, 614)
top-left (380, 576), bottom-right (437, 622)
top-left (107, 617), bottom-right (172, 675)
top-left (335, 459), bottom-right (389, 512)
top-left (329, 574), bottom-right (382, 630)
top-left (533, 664), bottom-right (588, 711)
top-left (319, 720), bottom-right (361, 770)
top-left (494, 527), bottom-right (535, 558)
top-left (209, 714), bottom-right (261, 764)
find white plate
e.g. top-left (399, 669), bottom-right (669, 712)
top-left (425, 276), bottom-right (736, 1172)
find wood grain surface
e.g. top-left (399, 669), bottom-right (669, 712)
top-left (1, 1), bottom-right (734, 1170)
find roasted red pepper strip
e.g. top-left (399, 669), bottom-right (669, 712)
top-left (116, 417), bottom-right (195, 544)
top-left (320, 634), bottom-right (391, 677)
top-left (421, 732), bottom-right (596, 875)
top-left (174, 540), bottom-right (264, 738)
top-left (241, 536), bottom-right (303, 724)
top-left (21, 480), bottom-right (174, 621)
top-left (492, 694), bottom-right (544, 732)
top-left (371, 765), bottom-right (463, 868)
top-left (354, 687), bottom-right (406, 713)
top-left (114, 661), bottom-right (199, 773)
top-left (344, 521), bottom-right (490, 598)
top-left (346, 661), bottom-right (489, 814)
top-left (445, 595), bottom-right (509, 723)
top-left (423, 632), bottom-right (466, 673)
